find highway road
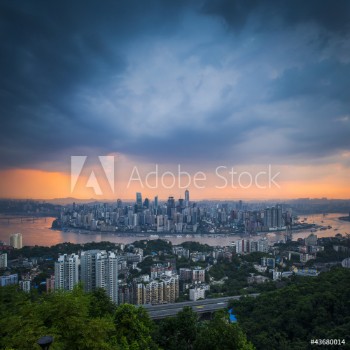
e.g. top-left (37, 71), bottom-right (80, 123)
top-left (142, 294), bottom-right (259, 319)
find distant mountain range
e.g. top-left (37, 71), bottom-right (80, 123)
top-left (47, 197), bottom-right (116, 205)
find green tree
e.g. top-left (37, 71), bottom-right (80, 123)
top-left (194, 310), bottom-right (255, 350)
top-left (0, 285), bottom-right (117, 350)
top-left (155, 306), bottom-right (198, 350)
top-left (230, 268), bottom-right (350, 349)
top-left (114, 304), bottom-right (158, 350)
top-left (89, 287), bottom-right (117, 318)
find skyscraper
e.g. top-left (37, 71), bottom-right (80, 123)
top-left (264, 208), bottom-right (272, 227)
top-left (54, 254), bottom-right (80, 291)
top-left (276, 204), bottom-right (283, 227)
top-left (185, 189), bottom-right (189, 207)
top-left (167, 196), bottom-right (175, 219)
top-left (143, 198), bottom-right (150, 209)
top-left (136, 192), bottom-right (142, 206)
top-left (10, 233), bottom-right (22, 249)
top-left (96, 251), bottom-right (119, 304)
top-left (81, 250), bottom-right (100, 292)
top-left (81, 250), bottom-right (119, 303)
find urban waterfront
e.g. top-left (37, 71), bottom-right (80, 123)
top-left (0, 212), bottom-right (349, 247)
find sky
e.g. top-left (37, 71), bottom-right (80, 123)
top-left (0, 0), bottom-right (350, 201)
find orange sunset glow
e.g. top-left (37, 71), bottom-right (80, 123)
top-left (1, 164), bottom-right (349, 201)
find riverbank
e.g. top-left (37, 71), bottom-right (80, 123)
top-left (1, 213), bottom-right (350, 247)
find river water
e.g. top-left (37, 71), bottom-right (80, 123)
top-left (0, 213), bottom-right (349, 247)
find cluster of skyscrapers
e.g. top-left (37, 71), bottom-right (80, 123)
top-left (56, 192), bottom-right (291, 235)
top-left (57, 190), bottom-right (202, 233)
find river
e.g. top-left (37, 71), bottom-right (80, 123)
top-left (0, 213), bottom-right (349, 247)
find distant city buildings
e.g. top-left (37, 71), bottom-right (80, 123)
top-left (55, 190), bottom-right (198, 234)
top-left (54, 193), bottom-right (292, 237)
top-left (264, 205), bottom-right (284, 229)
top-left (185, 189), bottom-right (190, 207)
top-left (235, 239), bottom-right (269, 254)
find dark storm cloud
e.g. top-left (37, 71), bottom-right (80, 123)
top-left (0, 0), bottom-right (192, 169)
top-left (269, 60), bottom-right (350, 103)
top-left (0, 0), bottom-right (349, 171)
top-left (202, 0), bottom-right (350, 34)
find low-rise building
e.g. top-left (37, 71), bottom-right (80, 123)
top-left (261, 257), bottom-right (275, 269)
top-left (247, 274), bottom-right (269, 284)
top-left (300, 253), bottom-right (315, 263)
top-left (0, 273), bottom-right (18, 286)
top-left (46, 275), bottom-right (55, 292)
top-left (189, 287), bottom-right (205, 301)
top-left (19, 279), bottom-right (31, 293)
top-left (192, 268), bottom-right (205, 283)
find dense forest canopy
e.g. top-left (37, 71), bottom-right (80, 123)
top-left (0, 285), bottom-right (253, 350)
top-left (230, 268), bottom-right (350, 350)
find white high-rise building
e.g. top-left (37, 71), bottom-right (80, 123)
top-left (10, 233), bottom-right (22, 249)
top-left (257, 239), bottom-right (269, 253)
top-left (0, 252), bottom-right (7, 268)
top-left (81, 250), bottom-right (118, 304)
top-left (54, 254), bottom-right (80, 291)
top-left (236, 239), bottom-right (250, 254)
top-left (96, 251), bottom-right (119, 303)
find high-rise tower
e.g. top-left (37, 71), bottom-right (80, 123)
top-left (81, 250), bottom-right (119, 303)
top-left (10, 233), bottom-right (22, 249)
top-left (185, 189), bottom-right (189, 207)
top-left (54, 254), bottom-right (80, 291)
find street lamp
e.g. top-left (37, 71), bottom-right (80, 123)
top-left (37, 336), bottom-right (54, 350)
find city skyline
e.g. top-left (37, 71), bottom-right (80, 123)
top-left (1, 1), bottom-right (350, 200)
